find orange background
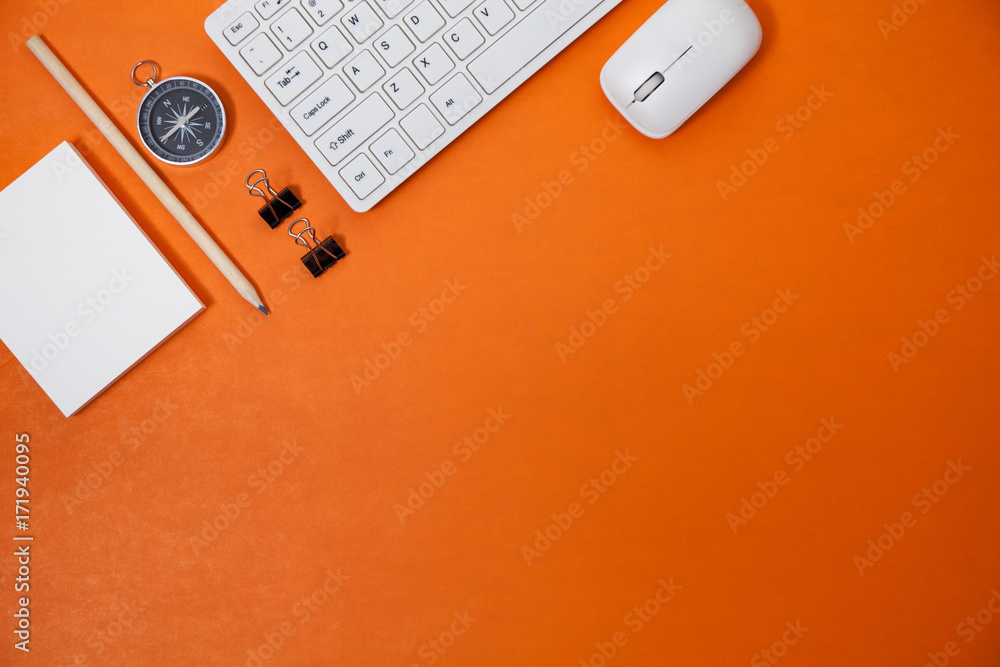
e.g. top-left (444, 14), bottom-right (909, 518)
top-left (2, 0), bottom-right (1000, 665)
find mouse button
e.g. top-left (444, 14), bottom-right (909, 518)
top-left (626, 96), bottom-right (683, 138)
top-left (601, 48), bottom-right (668, 106)
top-left (626, 66), bottom-right (705, 136)
top-left (668, 22), bottom-right (761, 100)
top-left (598, 58), bottom-right (634, 109)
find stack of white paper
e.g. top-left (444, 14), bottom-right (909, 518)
top-left (0, 142), bottom-right (204, 416)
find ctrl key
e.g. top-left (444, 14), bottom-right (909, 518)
top-left (340, 154), bottom-right (384, 199)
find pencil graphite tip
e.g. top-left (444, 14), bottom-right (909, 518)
top-left (258, 305), bottom-right (269, 316)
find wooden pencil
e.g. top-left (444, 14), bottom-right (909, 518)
top-left (26, 35), bottom-right (268, 315)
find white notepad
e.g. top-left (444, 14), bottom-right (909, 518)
top-left (0, 142), bottom-right (204, 416)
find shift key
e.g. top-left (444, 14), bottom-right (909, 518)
top-left (314, 94), bottom-right (394, 166)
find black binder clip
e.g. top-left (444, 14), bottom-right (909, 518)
top-left (246, 169), bottom-right (301, 229)
top-left (288, 218), bottom-right (345, 277)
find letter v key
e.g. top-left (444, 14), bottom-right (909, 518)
top-left (474, 0), bottom-right (514, 35)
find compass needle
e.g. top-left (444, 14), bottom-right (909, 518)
top-left (131, 68), bottom-right (225, 166)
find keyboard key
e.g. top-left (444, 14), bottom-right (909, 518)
top-left (383, 67), bottom-right (424, 109)
top-left (205, 0), bottom-right (621, 212)
top-left (311, 25), bottom-right (354, 67)
top-left (272, 8), bottom-right (314, 49)
top-left (373, 25), bottom-right (415, 67)
top-left (438, 0), bottom-right (473, 17)
top-left (315, 94), bottom-right (395, 165)
top-left (340, 154), bottom-right (384, 199)
top-left (371, 129), bottom-right (414, 174)
top-left (443, 18), bottom-right (484, 60)
top-left (343, 50), bottom-right (386, 92)
top-left (265, 51), bottom-right (323, 105)
top-left (373, 0), bottom-right (413, 19)
top-left (301, 0), bottom-right (342, 24)
top-left (240, 33), bottom-right (283, 75)
top-left (341, 1), bottom-right (383, 42)
top-left (468, 0), bottom-right (605, 94)
top-left (224, 12), bottom-right (259, 46)
top-left (404, 1), bottom-right (445, 42)
top-left (413, 43), bottom-right (453, 85)
top-left (256, 0), bottom-right (293, 19)
top-left (430, 73), bottom-right (481, 124)
top-left (473, 0), bottom-right (514, 35)
top-left (400, 104), bottom-right (443, 149)
top-left (290, 75), bottom-right (355, 135)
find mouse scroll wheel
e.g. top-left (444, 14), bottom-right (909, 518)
top-left (633, 72), bottom-right (665, 103)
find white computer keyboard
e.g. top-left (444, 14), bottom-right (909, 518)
top-left (205, 0), bottom-right (622, 212)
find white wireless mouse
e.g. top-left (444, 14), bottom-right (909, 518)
top-left (600, 0), bottom-right (762, 139)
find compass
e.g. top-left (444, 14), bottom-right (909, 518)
top-left (131, 61), bottom-right (226, 166)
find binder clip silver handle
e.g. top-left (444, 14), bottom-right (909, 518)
top-left (287, 218), bottom-right (345, 278)
top-left (246, 169), bottom-right (301, 229)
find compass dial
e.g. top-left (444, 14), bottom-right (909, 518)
top-left (137, 77), bottom-right (226, 165)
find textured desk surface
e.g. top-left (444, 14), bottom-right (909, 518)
top-left (1, 0), bottom-right (999, 664)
